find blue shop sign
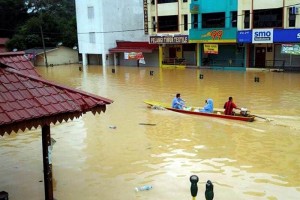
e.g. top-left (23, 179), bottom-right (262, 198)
top-left (237, 30), bottom-right (252, 43)
top-left (274, 29), bottom-right (300, 42)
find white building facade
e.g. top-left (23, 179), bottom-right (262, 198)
top-left (75, 0), bottom-right (148, 66)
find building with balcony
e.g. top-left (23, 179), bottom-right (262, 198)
top-left (189, 0), bottom-right (241, 69)
top-left (147, 0), bottom-right (195, 67)
top-left (237, 0), bottom-right (300, 70)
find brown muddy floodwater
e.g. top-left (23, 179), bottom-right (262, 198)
top-left (1, 64), bottom-right (300, 200)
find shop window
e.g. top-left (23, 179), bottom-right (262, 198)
top-left (244, 10), bottom-right (250, 29)
top-left (253, 8), bottom-right (282, 28)
top-left (289, 8), bottom-right (296, 27)
top-left (202, 12), bottom-right (225, 28)
top-left (231, 11), bottom-right (237, 27)
top-left (158, 15), bottom-right (178, 32)
top-left (192, 14), bottom-right (198, 29)
top-left (184, 15), bottom-right (188, 31)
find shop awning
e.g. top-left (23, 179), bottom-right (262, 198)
top-left (109, 41), bottom-right (158, 53)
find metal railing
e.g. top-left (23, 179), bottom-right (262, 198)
top-left (162, 58), bottom-right (186, 65)
top-left (249, 60), bottom-right (285, 68)
top-left (202, 59), bottom-right (244, 67)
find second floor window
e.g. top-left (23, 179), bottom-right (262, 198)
top-left (192, 14), bottom-right (198, 29)
top-left (88, 6), bottom-right (94, 19)
top-left (231, 11), bottom-right (237, 27)
top-left (184, 15), bottom-right (188, 30)
top-left (244, 10), bottom-right (250, 29)
top-left (158, 0), bottom-right (177, 3)
top-left (253, 8), bottom-right (282, 28)
top-left (89, 32), bottom-right (95, 43)
top-left (152, 16), bottom-right (157, 32)
top-left (158, 15), bottom-right (178, 31)
top-left (202, 12), bottom-right (225, 28)
top-left (289, 7), bottom-right (296, 27)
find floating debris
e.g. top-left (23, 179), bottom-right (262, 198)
top-left (139, 123), bottom-right (156, 126)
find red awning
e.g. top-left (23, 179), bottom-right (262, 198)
top-left (109, 41), bottom-right (158, 53)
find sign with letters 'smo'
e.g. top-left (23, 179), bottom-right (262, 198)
top-left (149, 35), bottom-right (189, 44)
top-left (252, 29), bottom-right (273, 43)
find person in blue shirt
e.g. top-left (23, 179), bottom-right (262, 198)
top-left (200, 98), bottom-right (214, 113)
top-left (172, 93), bottom-right (185, 109)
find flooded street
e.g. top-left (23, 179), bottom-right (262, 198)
top-left (1, 65), bottom-right (300, 200)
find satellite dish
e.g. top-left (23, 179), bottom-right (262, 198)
top-left (73, 46), bottom-right (77, 50)
top-left (57, 42), bottom-right (63, 46)
top-left (13, 48), bottom-right (18, 52)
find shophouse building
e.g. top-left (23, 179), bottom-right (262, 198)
top-left (237, 0), bottom-right (300, 70)
top-left (189, 0), bottom-right (241, 69)
top-left (75, 0), bottom-right (157, 67)
top-left (147, 0), bottom-right (194, 67)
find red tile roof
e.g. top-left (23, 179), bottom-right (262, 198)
top-left (0, 52), bottom-right (40, 76)
top-left (0, 53), bottom-right (113, 135)
top-left (0, 38), bottom-right (9, 45)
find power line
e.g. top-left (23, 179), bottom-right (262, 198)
top-left (77, 2), bottom-right (300, 35)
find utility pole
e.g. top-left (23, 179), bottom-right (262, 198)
top-left (40, 25), bottom-right (49, 67)
top-left (37, 0), bottom-right (49, 67)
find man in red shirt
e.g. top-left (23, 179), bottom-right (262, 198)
top-left (224, 97), bottom-right (239, 115)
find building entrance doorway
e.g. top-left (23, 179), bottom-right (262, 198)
top-left (255, 47), bottom-right (266, 67)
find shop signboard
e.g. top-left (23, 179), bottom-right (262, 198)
top-left (281, 44), bottom-right (300, 55)
top-left (252, 29), bottom-right (273, 43)
top-left (237, 30), bottom-right (252, 43)
top-left (204, 44), bottom-right (218, 54)
top-left (189, 28), bottom-right (237, 43)
top-left (149, 35), bottom-right (188, 44)
top-left (274, 29), bottom-right (300, 43)
top-left (124, 52), bottom-right (144, 60)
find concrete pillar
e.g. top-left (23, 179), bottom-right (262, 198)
top-left (102, 54), bottom-right (106, 67)
top-left (82, 53), bottom-right (87, 67)
top-left (113, 53), bottom-right (117, 66)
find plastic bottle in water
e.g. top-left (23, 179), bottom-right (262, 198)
top-left (135, 185), bottom-right (153, 192)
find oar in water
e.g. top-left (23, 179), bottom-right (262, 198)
top-left (252, 114), bottom-right (273, 121)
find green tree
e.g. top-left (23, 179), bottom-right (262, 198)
top-left (0, 0), bottom-right (28, 37)
top-left (6, 0), bottom-right (77, 50)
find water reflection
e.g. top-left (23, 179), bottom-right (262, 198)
top-left (1, 65), bottom-right (300, 200)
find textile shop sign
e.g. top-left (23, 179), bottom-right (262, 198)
top-left (204, 44), bottom-right (218, 54)
top-left (149, 35), bottom-right (188, 44)
top-left (252, 29), bottom-right (273, 43)
top-left (281, 44), bottom-right (300, 55)
top-left (124, 52), bottom-right (144, 60)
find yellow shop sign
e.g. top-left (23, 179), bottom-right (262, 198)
top-left (204, 44), bottom-right (218, 54)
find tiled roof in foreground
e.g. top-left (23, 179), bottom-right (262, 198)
top-left (0, 51), bottom-right (40, 76)
top-left (0, 52), bottom-right (113, 135)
